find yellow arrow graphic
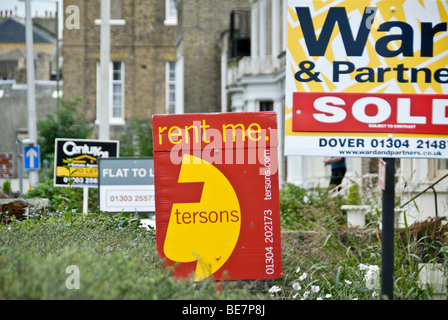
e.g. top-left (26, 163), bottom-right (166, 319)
top-left (163, 154), bottom-right (241, 281)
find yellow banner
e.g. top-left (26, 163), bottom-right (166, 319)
top-left (56, 166), bottom-right (98, 178)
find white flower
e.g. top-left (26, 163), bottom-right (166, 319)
top-left (363, 265), bottom-right (380, 290)
top-left (295, 266), bottom-right (301, 273)
top-left (268, 285), bottom-right (281, 293)
top-left (299, 272), bottom-right (307, 281)
top-left (317, 297), bottom-right (323, 300)
top-left (292, 293), bottom-right (299, 299)
top-left (292, 282), bottom-right (301, 290)
top-left (302, 291), bottom-right (310, 299)
top-left (358, 263), bottom-right (368, 270)
top-left (344, 280), bottom-right (352, 285)
top-left (358, 264), bottom-right (381, 290)
top-left (325, 294), bottom-right (332, 298)
top-left (311, 285), bottom-right (320, 293)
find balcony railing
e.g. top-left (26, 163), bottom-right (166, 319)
top-left (227, 55), bottom-right (285, 85)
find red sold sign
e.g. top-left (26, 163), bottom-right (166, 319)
top-left (152, 112), bottom-right (282, 281)
top-left (293, 92), bottom-right (448, 134)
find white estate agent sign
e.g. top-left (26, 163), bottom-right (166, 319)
top-left (98, 158), bottom-right (155, 213)
top-left (285, 0), bottom-right (448, 158)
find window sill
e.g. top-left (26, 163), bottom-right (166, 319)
top-left (95, 119), bottom-right (126, 126)
top-left (164, 18), bottom-right (177, 26)
top-left (95, 19), bottom-right (126, 26)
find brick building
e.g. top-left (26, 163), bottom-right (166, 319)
top-left (175, 0), bottom-right (251, 114)
top-left (62, 0), bottom-right (177, 137)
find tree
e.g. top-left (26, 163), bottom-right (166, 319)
top-left (37, 97), bottom-right (93, 162)
top-left (119, 117), bottom-right (153, 157)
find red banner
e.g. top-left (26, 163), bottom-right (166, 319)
top-left (293, 92), bottom-right (448, 134)
top-left (152, 112), bottom-right (282, 281)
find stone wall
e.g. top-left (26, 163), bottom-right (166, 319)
top-left (0, 80), bottom-right (58, 178)
top-left (179, 0), bottom-right (251, 113)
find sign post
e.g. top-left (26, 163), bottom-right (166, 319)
top-left (24, 145), bottom-right (40, 171)
top-left (16, 139), bottom-right (23, 195)
top-left (152, 112), bottom-right (282, 281)
top-left (54, 138), bottom-right (119, 213)
top-left (286, 0), bottom-right (448, 299)
top-left (25, 0), bottom-right (38, 187)
top-left (381, 158), bottom-right (395, 300)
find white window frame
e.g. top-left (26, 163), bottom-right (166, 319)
top-left (434, 159), bottom-right (448, 179)
top-left (94, 19), bottom-right (126, 26)
top-left (96, 61), bottom-right (125, 125)
top-left (164, 0), bottom-right (178, 25)
top-left (166, 61), bottom-right (176, 114)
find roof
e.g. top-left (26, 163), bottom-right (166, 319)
top-left (0, 48), bottom-right (25, 60)
top-left (0, 17), bottom-right (55, 44)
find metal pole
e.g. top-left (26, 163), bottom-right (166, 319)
top-left (381, 157), bottom-right (395, 300)
top-left (83, 186), bottom-right (88, 214)
top-left (17, 138), bottom-right (23, 196)
top-left (25, 0), bottom-right (38, 187)
top-left (99, 0), bottom-right (111, 140)
top-left (43, 159), bottom-right (48, 179)
top-left (56, 0), bottom-right (60, 108)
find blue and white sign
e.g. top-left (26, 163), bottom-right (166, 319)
top-left (24, 145), bottom-right (40, 170)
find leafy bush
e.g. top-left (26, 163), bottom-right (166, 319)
top-left (2, 182), bottom-right (447, 300)
top-left (0, 212), bottom-right (262, 300)
top-left (277, 183), bottom-right (447, 300)
top-left (279, 183), bottom-right (346, 231)
top-left (346, 183), bottom-right (362, 205)
top-left (37, 97), bottom-right (93, 163)
top-left (23, 179), bottom-right (98, 213)
top-left (2, 180), bottom-right (11, 195)
top-left (119, 117), bottom-right (153, 157)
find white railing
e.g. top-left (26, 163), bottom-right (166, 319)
top-left (238, 56), bottom-right (282, 77)
top-left (227, 55), bottom-right (284, 86)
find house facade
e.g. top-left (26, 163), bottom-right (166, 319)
top-left (62, 0), bottom-right (177, 137)
top-left (223, 0), bottom-right (448, 225)
top-left (0, 15), bottom-right (59, 189)
top-left (174, 0), bottom-right (251, 114)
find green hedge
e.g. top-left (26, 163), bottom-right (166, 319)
top-left (0, 213), bottom-right (260, 300)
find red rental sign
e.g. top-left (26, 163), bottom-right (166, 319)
top-left (152, 112), bottom-right (282, 281)
top-left (293, 92), bottom-right (448, 134)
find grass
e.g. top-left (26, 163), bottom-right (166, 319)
top-left (0, 181), bottom-right (447, 300)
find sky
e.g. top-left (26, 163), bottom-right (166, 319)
top-left (0, 0), bottom-right (63, 35)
